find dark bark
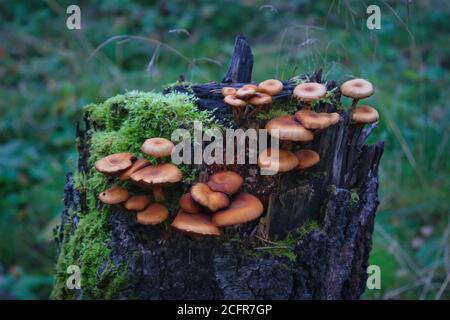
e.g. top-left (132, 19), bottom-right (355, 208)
top-left (58, 37), bottom-right (383, 299)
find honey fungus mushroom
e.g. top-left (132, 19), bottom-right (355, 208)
top-left (258, 148), bottom-right (299, 174)
top-left (265, 115), bottom-right (314, 142)
top-left (124, 195), bottom-right (151, 211)
top-left (221, 87), bottom-right (237, 96)
top-left (294, 109), bottom-right (340, 130)
top-left (179, 192), bottom-right (203, 214)
top-left (171, 211), bottom-right (220, 237)
top-left (257, 79), bottom-right (283, 96)
top-left (352, 105), bottom-right (379, 124)
top-left (212, 193), bottom-right (264, 227)
top-left (119, 158), bottom-right (150, 181)
top-left (207, 171), bottom-right (243, 195)
top-left (190, 183), bottom-right (229, 212)
top-left (293, 82), bottom-right (327, 108)
top-left (340, 78), bottom-right (374, 110)
top-left (130, 163), bottom-right (182, 202)
top-left (98, 186), bottom-right (130, 205)
top-left (95, 153), bottom-right (136, 176)
top-left (141, 137), bottom-right (175, 163)
top-left (224, 95), bottom-right (246, 123)
top-left (294, 150), bottom-right (320, 170)
top-left (236, 84), bottom-right (256, 99)
top-left (136, 203), bottom-right (168, 225)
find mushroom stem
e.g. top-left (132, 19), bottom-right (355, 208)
top-left (152, 186), bottom-right (165, 202)
top-left (350, 98), bottom-right (359, 111)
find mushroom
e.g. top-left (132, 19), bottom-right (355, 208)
top-left (294, 150), bottom-right (320, 170)
top-left (179, 192), bottom-right (203, 213)
top-left (248, 92), bottom-right (272, 117)
top-left (130, 163), bottom-right (182, 202)
top-left (95, 153), bottom-right (136, 176)
top-left (294, 109), bottom-right (340, 130)
top-left (124, 195), bottom-right (151, 211)
top-left (236, 84), bottom-right (256, 99)
top-left (98, 186), bottom-right (130, 205)
top-left (257, 79), bottom-right (283, 96)
top-left (340, 78), bottom-right (374, 110)
top-left (224, 95), bottom-right (247, 123)
top-left (212, 193), bottom-right (264, 227)
top-left (119, 158), bottom-right (150, 181)
top-left (136, 203), bottom-right (168, 225)
top-left (258, 148), bottom-right (299, 174)
top-left (190, 183), bottom-right (230, 212)
top-left (265, 115), bottom-right (314, 142)
top-left (171, 211), bottom-right (221, 237)
top-left (141, 137), bottom-right (175, 163)
top-left (352, 105), bottom-right (379, 124)
top-left (293, 82), bottom-right (327, 109)
top-left (221, 87), bottom-right (237, 96)
top-left (207, 171), bottom-right (243, 195)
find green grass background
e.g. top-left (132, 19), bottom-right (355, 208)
top-left (0, 0), bottom-right (449, 299)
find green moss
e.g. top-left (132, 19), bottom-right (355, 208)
top-left (52, 91), bottom-right (218, 299)
top-left (256, 100), bottom-right (298, 121)
top-left (297, 220), bottom-right (320, 238)
top-left (350, 189), bottom-right (360, 209)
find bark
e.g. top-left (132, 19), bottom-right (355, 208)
top-left (58, 37), bottom-right (383, 299)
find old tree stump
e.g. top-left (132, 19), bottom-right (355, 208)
top-left (53, 37), bottom-right (384, 299)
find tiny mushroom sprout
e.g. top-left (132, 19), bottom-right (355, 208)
top-left (221, 87), bottom-right (237, 96)
top-left (98, 186), bottom-right (130, 205)
top-left (258, 148), bottom-right (299, 174)
top-left (130, 163), bottom-right (182, 202)
top-left (257, 79), bottom-right (283, 96)
top-left (294, 109), bottom-right (340, 130)
top-left (179, 192), bottom-right (203, 214)
top-left (95, 153), bottom-right (136, 176)
top-left (293, 82), bottom-right (327, 109)
top-left (141, 137), bottom-right (175, 163)
top-left (171, 211), bottom-right (221, 237)
top-left (236, 84), bottom-right (257, 99)
top-left (224, 95), bottom-right (247, 123)
top-left (340, 78), bottom-right (374, 110)
top-left (119, 158), bottom-right (150, 181)
top-left (136, 203), bottom-right (169, 225)
top-left (352, 105), bottom-right (379, 124)
top-left (191, 183), bottom-right (230, 212)
top-left (124, 195), bottom-right (151, 211)
top-left (207, 171), bottom-right (243, 195)
top-left (212, 193), bottom-right (264, 227)
top-left (294, 150), bottom-right (320, 170)
top-left (265, 115), bottom-right (314, 142)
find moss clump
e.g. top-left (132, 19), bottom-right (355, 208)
top-left (256, 100), bottom-right (298, 121)
top-left (350, 189), bottom-right (360, 209)
top-left (52, 91), bottom-right (218, 299)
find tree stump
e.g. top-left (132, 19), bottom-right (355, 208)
top-left (54, 37), bottom-right (383, 299)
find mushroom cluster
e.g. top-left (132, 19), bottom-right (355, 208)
top-left (340, 78), bottom-right (379, 124)
top-left (172, 170), bottom-right (264, 237)
top-left (222, 79), bottom-right (283, 123)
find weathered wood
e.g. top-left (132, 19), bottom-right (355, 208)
top-left (222, 36), bottom-right (253, 83)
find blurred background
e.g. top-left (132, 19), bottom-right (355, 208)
top-left (0, 0), bottom-right (449, 299)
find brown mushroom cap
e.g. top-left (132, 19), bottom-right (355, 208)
top-left (171, 211), bottom-right (221, 236)
top-left (179, 193), bottom-right (203, 213)
top-left (249, 92), bottom-right (272, 106)
top-left (341, 78), bottom-right (374, 99)
top-left (257, 79), bottom-right (283, 96)
top-left (136, 203), bottom-right (168, 225)
top-left (119, 158), bottom-right (151, 181)
top-left (293, 82), bottom-right (327, 103)
top-left (352, 105), bottom-right (379, 124)
top-left (221, 87), bottom-right (237, 96)
top-left (130, 164), bottom-right (182, 187)
top-left (212, 193), bottom-right (264, 227)
top-left (98, 186), bottom-right (130, 205)
top-left (236, 85), bottom-right (256, 99)
top-left (207, 171), bottom-right (243, 195)
top-left (190, 183), bottom-right (230, 212)
top-left (265, 115), bottom-right (314, 142)
top-left (95, 153), bottom-right (136, 176)
top-left (124, 195), bottom-right (151, 211)
top-left (141, 137), bottom-right (175, 158)
top-left (224, 95), bottom-right (247, 108)
top-left (294, 109), bottom-right (340, 130)
top-left (294, 150), bottom-right (320, 170)
top-left (258, 148), bottom-right (299, 173)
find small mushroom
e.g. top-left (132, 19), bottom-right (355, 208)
top-left (248, 92), bottom-right (272, 115)
top-left (179, 192), bottom-right (203, 213)
top-left (340, 78), bottom-right (374, 110)
top-left (119, 158), bottom-right (151, 181)
top-left (141, 138), bottom-right (175, 163)
top-left (98, 186), bottom-right (130, 204)
top-left (224, 95), bottom-right (247, 123)
top-left (293, 82), bottom-right (327, 108)
top-left (171, 211), bottom-right (221, 237)
top-left (212, 193), bottom-right (264, 227)
top-left (130, 163), bottom-right (182, 202)
top-left (221, 87), bottom-right (237, 96)
top-left (207, 171), bottom-right (243, 195)
top-left (294, 150), bottom-right (320, 170)
top-left (265, 115), bottom-right (314, 142)
top-left (258, 148), bottom-right (299, 174)
top-left (294, 109), bottom-right (340, 130)
top-left (352, 105), bottom-right (379, 124)
top-left (257, 79), bottom-right (283, 96)
top-left (236, 84), bottom-right (256, 99)
top-left (95, 153), bottom-right (136, 176)
top-left (124, 195), bottom-right (151, 211)
top-left (190, 183), bottom-right (230, 212)
top-left (136, 203), bottom-right (169, 225)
